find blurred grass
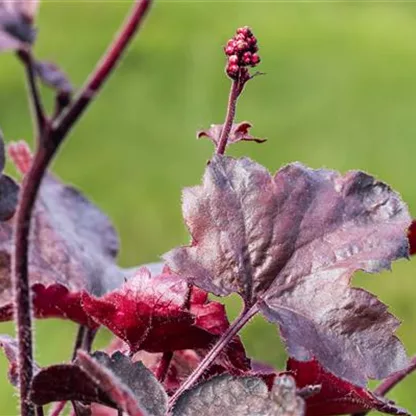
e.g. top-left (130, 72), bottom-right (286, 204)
top-left (0, 1), bottom-right (416, 414)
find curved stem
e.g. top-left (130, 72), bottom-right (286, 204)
top-left (216, 78), bottom-right (240, 155)
top-left (52, 0), bottom-right (152, 144)
top-left (12, 2), bottom-right (152, 415)
top-left (168, 303), bottom-right (258, 409)
top-left (155, 351), bottom-right (173, 383)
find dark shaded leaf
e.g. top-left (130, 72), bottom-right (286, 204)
top-left (164, 155), bottom-right (410, 386)
top-left (0, 0), bottom-right (38, 51)
top-left (197, 121), bottom-right (266, 148)
top-left (407, 219), bottom-right (416, 255)
top-left (82, 267), bottom-right (251, 369)
top-left (0, 335), bottom-right (40, 387)
top-left (0, 131), bottom-right (18, 220)
top-left (0, 141), bottom-right (124, 325)
top-left (287, 358), bottom-right (409, 416)
top-left (172, 374), bottom-right (304, 416)
top-left (30, 351), bottom-right (168, 416)
top-left (35, 60), bottom-right (73, 94)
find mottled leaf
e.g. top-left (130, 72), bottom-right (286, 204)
top-left (165, 155), bottom-right (410, 385)
top-left (197, 122), bottom-right (265, 148)
top-left (82, 267), bottom-right (251, 368)
top-left (0, 141), bottom-right (124, 325)
top-left (0, 0), bottom-right (38, 51)
top-left (287, 358), bottom-right (409, 416)
top-left (30, 351), bottom-right (167, 416)
top-left (172, 374), bottom-right (304, 416)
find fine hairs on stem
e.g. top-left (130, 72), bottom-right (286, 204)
top-left (12, 1), bottom-right (152, 415)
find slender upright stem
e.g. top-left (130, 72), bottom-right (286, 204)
top-left (155, 351), bottom-right (173, 383)
top-left (12, 2), bottom-right (152, 415)
top-left (17, 49), bottom-right (47, 139)
top-left (216, 78), bottom-right (240, 155)
top-left (168, 304), bottom-right (258, 409)
top-left (52, 0), bottom-right (152, 144)
top-left (35, 406), bottom-right (44, 416)
top-left (353, 355), bottom-right (416, 416)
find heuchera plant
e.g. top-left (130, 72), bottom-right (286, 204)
top-left (0, 1), bottom-right (415, 415)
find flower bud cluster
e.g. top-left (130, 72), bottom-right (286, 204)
top-left (224, 26), bottom-right (260, 79)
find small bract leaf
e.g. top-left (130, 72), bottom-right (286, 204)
top-left (35, 60), bottom-right (73, 94)
top-left (164, 155), bottom-right (410, 385)
top-left (172, 374), bottom-right (304, 416)
top-left (287, 358), bottom-right (409, 416)
top-left (0, 0), bottom-right (38, 52)
top-left (197, 121), bottom-right (265, 149)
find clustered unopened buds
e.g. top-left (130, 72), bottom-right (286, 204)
top-left (225, 26), bottom-right (260, 79)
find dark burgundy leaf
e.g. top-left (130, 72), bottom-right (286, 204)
top-left (287, 358), bottom-right (409, 416)
top-left (197, 121), bottom-right (266, 148)
top-left (35, 60), bottom-right (73, 94)
top-left (0, 132), bottom-right (18, 220)
top-left (0, 0), bottom-right (38, 51)
top-left (164, 155), bottom-right (410, 386)
top-left (82, 267), bottom-right (251, 368)
top-left (407, 219), bottom-right (416, 255)
top-left (0, 335), bottom-right (40, 387)
top-left (172, 374), bottom-right (304, 416)
top-left (0, 141), bottom-right (124, 326)
top-left (31, 351), bottom-right (167, 416)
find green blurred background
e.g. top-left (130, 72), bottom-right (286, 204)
top-left (1, 1), bottom-right (416, 414)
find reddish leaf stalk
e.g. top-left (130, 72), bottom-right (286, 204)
top-left (155, 351), bottom-right (173, 383)
top-left (17, 49), bottom-right (47, 138)
top-left (48, 401), bottom-right (67, 416)
top-left (12, 1), bottom-right (152, 415)
top-left (168, 303), bottom-right (258, 408)
top-left (216, 76), bottom-right (241, 155)
top-left (35, 405), bottom-right (44, 416)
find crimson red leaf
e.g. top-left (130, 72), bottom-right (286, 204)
top-left (164, 155), bottom-right (410, 386)
top-left (197, 121), bottom-right (265, 148)
top-left (172, 374), bottom-right (304, 416)
top-left (287, 358), bottom-right (409, 416)
top-left (0, 0), bottom-right (38, 51)
top-left (82, 267), bottom-right (250, 367)
top-left (0, 141), bottom-right (124, 326)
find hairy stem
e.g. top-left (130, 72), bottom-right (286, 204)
top-left (353, 355), bottom-right (416, 416)
top-left (155, 351), bottom-right (173, 383)
top-left (17, 49), bottom-right (47, 138)
top-left (12, 2), bottom-right (152, 415)
top-left (168, 303), bottom-right (258, 408)
top-left (72, 325), bottom-right (86, 361)
top-left (216, 77), bottom-right (240, 155)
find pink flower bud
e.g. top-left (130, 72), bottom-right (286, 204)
top-left (228, 55), bottom-right (239, 64)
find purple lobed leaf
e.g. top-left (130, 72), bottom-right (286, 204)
top-left (172, 374), bottom-right (304, 416)
top-left (164, 155), bottom-right (411, 386)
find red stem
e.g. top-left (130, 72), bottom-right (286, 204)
top-left (48, 401), bottom-right (67, 416)
top-left (168, 304), bottom-right (258, 409)
top-left (12, 1), bottom-right (152, 415)
top-left (52, 0), bottom-right (152, 143)
top-left (216, 78), bottom-right (240, 155)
